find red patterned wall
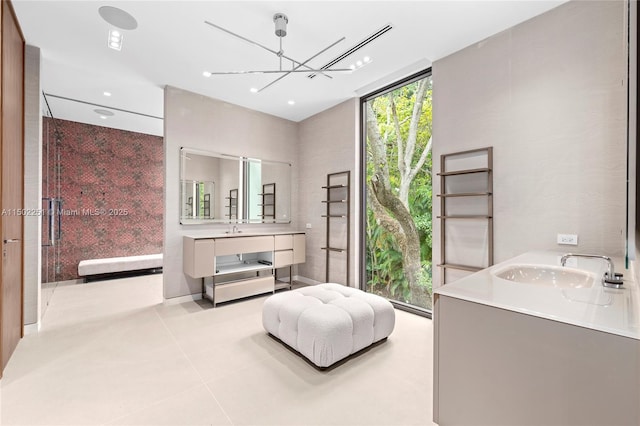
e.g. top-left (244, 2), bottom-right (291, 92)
top-left (43, 118), bottom-right (164, 281)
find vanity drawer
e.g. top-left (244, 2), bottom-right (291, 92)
top-left (274, 234), bottom-right (293, 250)
top-left (215, 276), bottom-right (274, 304)
top-left (214, 236), bottom-right (274, 256)
top-left (274, 250), bottom-right (294, 267)
top-left (184, 238), bottom-right (215, 278)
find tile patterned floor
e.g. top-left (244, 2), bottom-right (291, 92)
top-left (1, 275), bottom-right (435, 425)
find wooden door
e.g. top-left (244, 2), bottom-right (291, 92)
top-left (0, 0), bottom-right (25, 376)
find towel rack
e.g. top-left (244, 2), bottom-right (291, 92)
top-left (437, 147), bottom-right (493, 285)
top-left (321, 171), bottom-right (350, 286)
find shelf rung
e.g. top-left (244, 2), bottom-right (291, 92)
top-left (321, 200), bottom-right (347, 203)
top-left (438, 167), bottom-right (491, 176)
top-left (438, 263), bottom-right (484, 272)
top-left (321, 215), bottom-right (347, 218)
top-left (437, 192), bottom-right (492, 198)
top-left (322, 184), bottom-right (348, 189)
top-left (321, 247), bottom-right (346, 253)
top-left (438, 215), bottom-right (492, 219)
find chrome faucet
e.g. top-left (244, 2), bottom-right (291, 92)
top-left (225, 225), bottom-right (241, 235)
top-left (560, 253), bottom-right (624, 288)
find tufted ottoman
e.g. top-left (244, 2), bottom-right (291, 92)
top-left (262, 283), bottom-right (395, 368)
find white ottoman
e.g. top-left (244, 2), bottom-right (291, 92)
top-left (262, 283), bottom-right (395, 368)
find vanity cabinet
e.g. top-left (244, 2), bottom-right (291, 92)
top-left (273, 234), bottom-right (305, 267)
top-left (274, 234), bottom-right (294, 267)
top-left (183, 232), bottom-right (305, 305)
top-left (273, 233), bottom-right (306, 289)
top-left (434, 294), bottom-right (639, 426)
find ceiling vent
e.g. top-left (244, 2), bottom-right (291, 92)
top-left (307, 24), bottom-right (393, 79)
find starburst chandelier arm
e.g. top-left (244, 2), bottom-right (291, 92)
top-left (204, 20), bottom-right (332, 79)
top-left (205, 20), bottom-right (280, 56)
top-left (258, 36), bottom-right (346, 93)
top-left (205, 68), bottom-right (352, 75)
top-left (278, 52), bottom-right (332, 80)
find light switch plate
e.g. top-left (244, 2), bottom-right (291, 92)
top-left (557, 234), bottom-right (578, 245)
top-left (305, 223), bottom-right (312, 229)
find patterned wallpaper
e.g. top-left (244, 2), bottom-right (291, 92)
top-left (43, 118), bottom-right (164, 281)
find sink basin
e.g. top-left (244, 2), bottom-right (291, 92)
top-left (494, 264), bottom-right (595, 288)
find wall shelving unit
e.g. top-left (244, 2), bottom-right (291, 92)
top-left (225, 188), bottom-right (238, 220)
top-left (437, 147), bottom-right (493, 285)
top-left (321, 170), bottom-right (350, 286)
top-left (259, 182), bottom-right (276, 221)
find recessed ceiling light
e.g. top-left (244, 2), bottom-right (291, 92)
top-left (287, 100), bottom-right (295, 105)
top-left (103, 91), bottom-right (112, 97)
top-left (94, 109), bottom-right (115, 117)
top-left (108, 29), bottom-right (123, 51)
top-left (99, 116), bottom-right (107, 120)
top-left (250, 88), bottom-right (258, 93)
top-left (348, 57), bottom-right (373, 73)
top-left (202, 71), bottom-right (212, 77)
top-left (98, 6), bottom-right (138, 30)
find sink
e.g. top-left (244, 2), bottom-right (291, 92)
top-left (494, 264), bottom-right (595, 288)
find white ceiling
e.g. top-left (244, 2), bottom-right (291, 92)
top-left (13, 0), bottom-right (566, 136)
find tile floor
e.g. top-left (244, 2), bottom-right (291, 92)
top-left (1, 275), bottom-right (435, 425)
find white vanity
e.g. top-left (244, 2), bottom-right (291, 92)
top-left (433, 251), bottom-right (640, 426)
top-left (183, 232), bottom-right (305, 306)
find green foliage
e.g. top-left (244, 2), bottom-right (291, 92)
top-left (365, 77), bottom-right (434, 308)
top-left (365, 208), bottom-right (409, 300)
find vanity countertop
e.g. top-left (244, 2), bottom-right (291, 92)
top-left (434, 250), bottom-right (640, 340)
top-left (183, 230), bottom-right (305, 239)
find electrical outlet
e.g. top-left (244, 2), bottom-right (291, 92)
top-left (557, 234), bottom-right (578, 245)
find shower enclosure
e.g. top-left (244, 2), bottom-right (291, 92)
top-left (41, 93), bottom-right (63, 314)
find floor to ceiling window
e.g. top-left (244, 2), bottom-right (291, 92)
top-left (362, 70), bottom-right (433, 314)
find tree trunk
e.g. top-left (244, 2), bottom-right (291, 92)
top-left (366, 98), bottom-right (432, 308)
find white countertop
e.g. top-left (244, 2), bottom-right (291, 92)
top-left (434, 250), bottom-right (640, 340)
top-left (183, 230), bottom-right (305, 239)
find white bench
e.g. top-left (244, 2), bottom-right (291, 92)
top-left (262, 283), bottom-right (395, 369)
top-left (78, 254), bottom-right (163, 281)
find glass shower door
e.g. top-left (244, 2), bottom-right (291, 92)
top-left (41, 99), bottom-right (63, 315)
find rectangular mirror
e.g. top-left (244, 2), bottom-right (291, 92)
top-left (245, 158), bottom-right (292, 223)
top-left (180, 148), bottom-right (291, 224)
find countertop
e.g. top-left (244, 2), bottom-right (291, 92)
top-left (183, 230), bottom-right (305, 239)
top-left (434, 250), bottom-right (640, 340)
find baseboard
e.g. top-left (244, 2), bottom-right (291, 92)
top-left (163, 292), bottom-right (203, 306)
top-left (293, 275), bottom-right (322, 286)
top-left (24, 321), bottom-right (40, 335)
top-left (54, 278), bottom-right (84, 287)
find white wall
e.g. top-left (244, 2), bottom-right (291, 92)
top-left (23, 45), bottom-right (42, 328)
top-left (297, 99), bottom-right (359, 287)
top-left (432, 0), bottom-right (627, 286)
top-left (163, 86), bottom-right (299, 299)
